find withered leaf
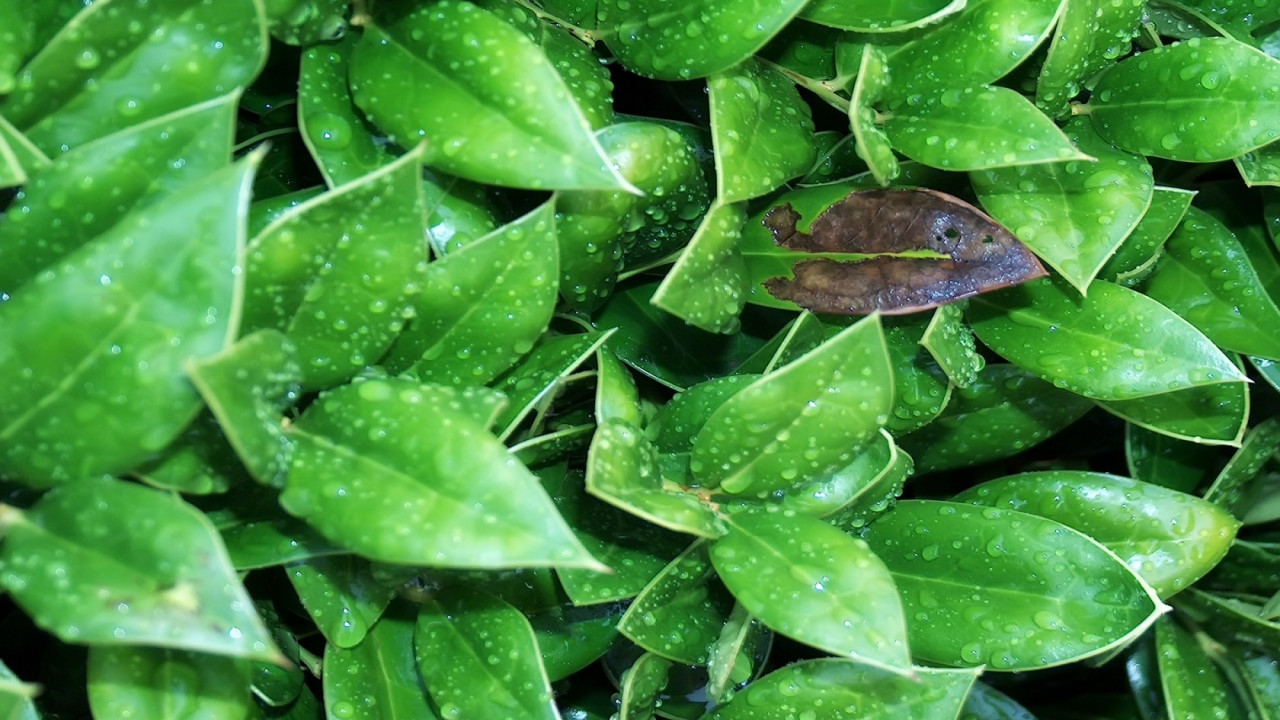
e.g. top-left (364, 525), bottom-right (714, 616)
top-left (762, 188), bottom-right (1046, 315)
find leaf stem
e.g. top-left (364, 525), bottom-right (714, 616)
top-left (510, 0), bottom-right (599, 45)
top-left (758, 58), bottom-right (851, 114)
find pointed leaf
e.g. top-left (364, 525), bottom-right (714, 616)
top-left (0, 154), bottom-right (256, 485)
top-left (1096, 380), bottom-right (1249, 446)
top-left (1035, 0), bottom-right (1146, 116)
top-left (864, 500), bottom-right (1166, 670)
top-left (323, 605), bottom-right (439, 720)
top-left (921, 303), bottom-right (983, 388)
top-left (650, 201), bottom-right (749, 334)
top-left (0, 660), bottom-right (39, 720)
top-left (712, 509), bottom-right (911, 674)
top-left (883, 316), bottom-right (952, 435)
top-left (849, 46), bottom-right (899, 187)
top-left (800, 0), bottom-right (967, 32)
top-left (619, 541), bottom-right (735, 665)
top-left (490, 331), bottom-right (612, 440)
top-left (706, 603), bottom-right (771, 704)
top-left (1152, 618), bottom-right (1242, 719)
top-left (1237, 139), bottom-right (1280, 187)
top-left (0, 477), bottom-right (283, 663)
top-left (350, 1), bottom-right (630, 190)
top-left (1101, 186), bottom-right (1195, 285)
top-left (287, 555), bottom-right (395, 649)
top-left (1204, 416), bottom-right (1280, 514)
top-left (616, 652), bottom-right (671, 720)
top-left (755, 187), bottom-right (1047, 314)
top-left (280, 377), bottom-right (601, 569)
top-left (87, 646), bottom-right (251, 720)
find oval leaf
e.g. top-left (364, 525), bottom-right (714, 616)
top-left (87, 646), bottom-right (251, 720)
top-left (650, 200), bottom-right (749, 334)
top-left (322, 604), bottom-right (437, 720)
top-left (287, 555), bottom-right (395, 649)
top-left (618, 541), bottom-right (734, 665)
top-left (800, 0), bottom-right (966, 33)
top-left (1034, 0), bottom-right (1145, 116)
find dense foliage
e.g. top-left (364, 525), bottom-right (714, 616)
top-left (1, 0), bottom-right (1280, 718)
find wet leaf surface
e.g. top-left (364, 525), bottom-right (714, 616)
top-left (1101, 186), bottom-right (1195, 285)
top-left (619, 541), bottom-right (734, 665)
top-left (287, 555), bottom-right (395, 649)
top-left (920, 303), bottom-right (983, 388)
top-left (323, 603), bottom-right (439, 720)
top-left (1151, 617), bottom-right (1241, 719)
top-left (800, 0), bottom-right (965, 32)
top-left (0, 659), bottom-right (40, 720)
top-left (87, 646), bottom-right (251, 720)
top-left (1035, 0), bottom-right (1145, 116)
top-left (651, 200), bottom-right (749, 334)
top-left (848, 45), bottom-right (898, 187)
top-left (1095, 376), bottom-right (1249, 447)
top-left (757, 187), bottom-right (1045, 315)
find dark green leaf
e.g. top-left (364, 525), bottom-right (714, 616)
top-left (959, 681), bottom-right (1039, 720)
top-left (1035, 0), bottom-right (1146, 116)
top-left (322, 604), bottom-right (439, 720)
top-left (619, 541), bottom-right (734, 664)
top-left (1094, 379), bottom-right (1249, 446)
top-left (800, 0), bottom-right (965, 32)
top-left (265, 0), bottom-right (349, 45)
top-left (883, 316), bottom-right (951, 434)
top-left (87, 646), bottom-right (251, 720)
top-left (1176, 588), bottom-right (1280, 651)
top-left (616, 652), bottom-right (671, 720)
top-left (1126, 423), bottom-right (1223, 492)
top-left (650, 200), bottom-right (749, 334)
top-left (1204, 416), bottom-right (1280, 514)
top-left (864, 500), bottom-right (1165, 670)
top-left (1152, 617), bottom-right (1242, 719)
top-left (132, 410), bottom-right (246, 494)
top-left (490, 331), bottom-right (612, 440)
top-left (287, 555), bottom-right (395, 649)
top-left (529, 603), bottom-right (626, 683)
top-left (921, 303), bottom-right (984, 388)
top-left (1101, 186), bottom-right (1195, 286)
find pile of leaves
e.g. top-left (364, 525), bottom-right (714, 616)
top-left (2, 0), bottom-right (1280, 718)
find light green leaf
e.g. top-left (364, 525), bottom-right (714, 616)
top-left (800, 0), bottom-right (966, 32)
top-left (0, 0), bottom-right (267, 155)
top-left (849, 45), bottom-right (899, 186)
top-left (280, 377), bottom-right (602, 570)
top-left (415, 587), bottom-right (559, 720)
top-left (287, 555), bottom-right (395, 649)
top-left (920, 303), bottom-right (983, 388)
top-left (650, 201), bottom-right (749, 334)
top-left (1237, 139), bottom-right (1280, 187)
top-left (701, 660), bottom-right (978, 720)
top-left (597, 0), bottom-right (809, 80)
top-left (864, 500), bottom-right (1166, 670)
top-left (1096, 378), bottom-right (1249, 446)
top-left (692, 314), bottom-right (893, 495)
top-left (490, 331), bottom-right (612, 441)
top-left (967, 277), bottom-right (1247, 401)
top-left (243, 146), bottom-right (428, 390)
top-left (955, 471), bottom-right (1241, 597)
top-left (0, 477), bottom-right (283, 663)
top-left (349, 1), bottom-right (631, 191)
top-left (323, 604), bottom-right (440, 720)
top-left (616, 652), bottom-right (671, 720)
top-left (706, 604), bottom-right (770, 704)
top-left (619, 541), bottom-right (734, 665)
top-left (381, 200), bottom-right (557, 386)
top-left (87, 646), bottom-right (251, 720)
top-left (712, 508), bottom-right (911, 674)
top-left (1087, 37), bottom-right (1280, 161)
top-left (884, 85), bottom-right (1089, 171)
top-left (710, 58), bottom-right (816, 203)
top-left (0, 153), bottom-right (255, 485)
top-left (1035, 0), bottom-right (1146, 116)
top-left (971, 116), bottom-right (1154, 292)
top-left (1101, 186), bottom-right (1196, 285)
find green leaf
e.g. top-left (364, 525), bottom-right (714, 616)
top-left (1101, 186), bottom-right (1196, 285)
top-left (323, 604), bottom-right (440, 720)
top-left (1143, 207), bottom-right (1280, 361)
top-left (971, 117), bottom-right (1154, 292)
top-left (920, 303), bottom-right (983, 388)
top-left (243, 146), bottom-right (428, 390)
top-left (701, 660), bottom-right (978, 720)
top-left (619, 541), bottom-right (734, 665)
top-left (959, 681), bottom-right (1039, 720)
top-left (0, 477), bottom-right (283, 663)
top-left (1237, 139), bottom-right (1280, 187)
top-left (350, 1), bottom-right (631, 191)
top-left (883, 0), bottom-right (1065, 99)
top-left (709, 59), bottom-right (816, 203)
top-left (1035, 0), bottom-right (1146, 116)
top-left (705, 604), bottom-right (770, 704)
top-left (596, 0), bottom-right (809, 80)
top-left (528, 602), bottom-right (625, 683)
top-left (967, 276), bottom-right (1247, 401)
top-left (849, 46), bottom-right (899, 187)
top-left (1087, 37), bottom-right (1280, 161)
top-left (490, 331), bottom-right (612, 440)
top-left (87, 646), bottom-right (251, 720)
top-left (133, 411), bottom-right (246, 495)
top-left (884, 316), bottom-right (951, 435)
top-left (954, 471), bottom-right (1241, 597)
top-left (415, 587), bottom-right (559, 720)
top-left (650, 200), bottom-right (749, 334)
top-left (767, 428), bottom-right (903, 519)
top-left (381, 200), bottom-right (557, 385)
top-left (0, 153), bottom-right (255, 485)
top-left (1175, 588), bottom-right (1280, 651)
top-left (1152, 618), bottom-right (1241, 719)
top-left (595, 347), bottom-right (644, 428)
top-left (1204, 416), bottom-right (1280, 514)
top-left (287, 555), bottom-right (395, 649)
top-left (691, 315), bottom-right (893, 495)
top-left (897, 364), bottom-right (1093, 473)
top-left (712, 508), bottom-right (911, 674)
top-left (265, 0), bottom-right (349, 45)
top-left (298, 33), bottom-right (399, 188)
top-left (1126, 423), bottom-right (1222, 493)
top-left (864, 500), bottom-right (1166, 670)
top-left (884, 85), bottom-right (1089, 171)
top-left (1094, 379), bottom-right (1249, 446)
top-left (799, 0), bottom-right (966, 32)
top-left (616, 652), bottom-right (671, 720)
top-left (0, 0), bottom-right (267, 155)
top-left (0, 659), bottom-right (39, 720)
top-left (280, 377), bottom-right (602, 570)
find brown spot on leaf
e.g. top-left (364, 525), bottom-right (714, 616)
top-left (763, 188), bottom-right (1046, 314)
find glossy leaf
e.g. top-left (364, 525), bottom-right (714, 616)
top-left (849, 46), bottom-right (899, 187)
top-left (1204, 416), bottom-right (1280, 513)
top-left (884, 85), bottom-right (1088, 171)
top-left (959, 681), bottom-right (1039, 720)
top-left (800, 0), bottom-right (966, 32)
top-left (490, 331), bottom-right (612, 439)
top-left (1153, 618), bottom-right (1240, 720)
top-left (1035, 0), bottom-right (1146, 116)
top-left (1087, 37), bottom-right (1280, 161)
top-left (415, 587), bottom-right (559, 720)
top-left (692, 314), bottom-right (893, 495)
top-left (265, 0), bottom-right (349, 45)
top-left (1101, 186), bottom-right (1196, 285)
top-left (1126, 423), bottom-right (1222, 492)
top-left (702, 660), bottom-right (978, 720)
top-left (972, 117), bottom-right (1154, 292)
top-left (898, 364), bottom-right (1093, 473)
top-left (921, 303), bottom-right (983, 388)
top-left (883, 0), bottom-right (1065, 99)
top-left (619, 541), bottom-right (734, 665)
top-left (323, 604), bottom-right (439, 720)
top-left (382, 200), bottom-right (557, 385)
top-left (712, 508), bottom-right (911, 674)
top-left (1176, 588), bottom-right (1280, 651)
top-left (87, 646), bottom-right (251, 720)
top-left (243, 146), bottom-right (428, 390)
top-left (967, 276), bottom-right (1247, 401)
top-left (280, 377), bottom-right (602, 569)
top-left (596, 0), bottom-right (808, 80)
top-left (615, 652), bottom-right (671, 720)
top-left (349, 1), bottom-right (630, 191)
top-left (954, 471), bottom-right (1241, 597)
top-left (710, 58), bottom-right (815, 203)
top-left (755, 187), bottom-right (1046, 314)
top-left (706, 604), bottom-right (770, 704)
top-left (133, 410), bottom-right (246, 495)
top-left (650, 200), bottom-right (749, 334)
top-left (287, 555), bottom-right (394, 649)
top-left (0, 153), bottom-right (255, 485)
top-left (1237, 140), bottom-right (1280, 187)
top-left (596, 347), bottom-right (644, 427)
top-left (1143, 207), bottom-right (1280, 360)
top-left (0, 0), bottom-right (266, 155)
top-left (864, 500), bottom-right (1166, 670)
top-left (769, 428), bottom-right (904, 520)
top-left (0, 93), bottom-right (237, 295)
top-left (1094, 379), bottom-right (1249, 446)
top-left (0, 659), bottom-right (39, 720)
top-left (0, 477), bottom-right (283, 663)
top-left (298, 33), bottom-right (399, 188)
top-left (529, 602), bottom-right (626, 683)
top-left (883, 316), bottom-right (952, 435)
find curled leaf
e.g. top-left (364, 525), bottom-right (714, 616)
top-left (761, 188), bottom-right (1047, 314)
